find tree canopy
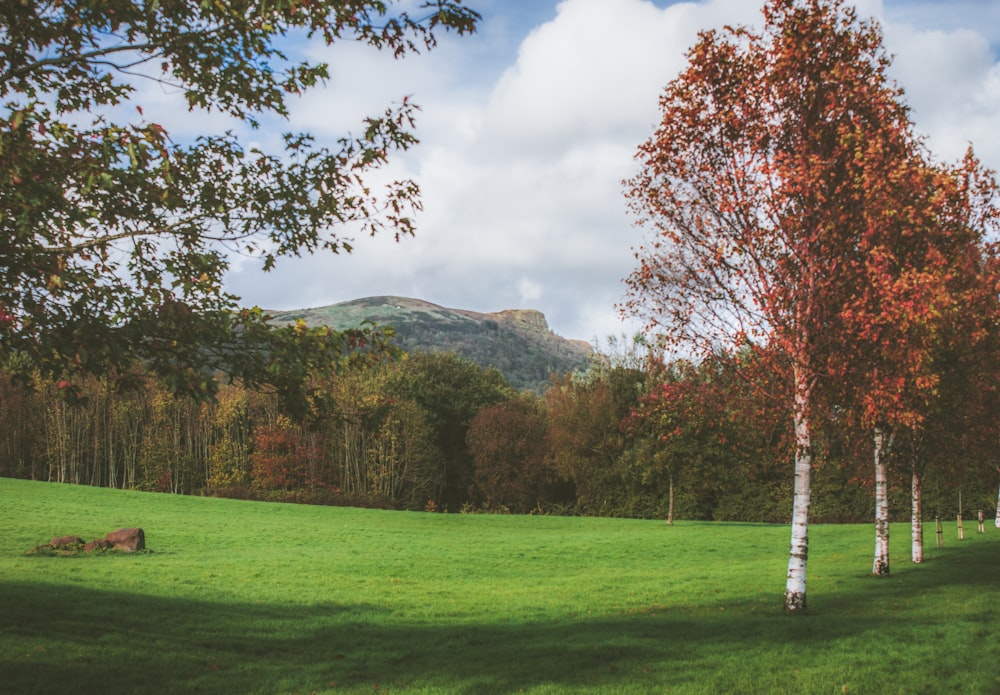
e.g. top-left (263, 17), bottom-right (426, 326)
top-left (622, 0), bottom-right (998, 611)
top-left (0, 0), bottom-right (479, 412)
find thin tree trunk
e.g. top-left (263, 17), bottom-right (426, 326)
top-left (995, 477), bottom-right (1000, 529)
top-left (667, 471), bottom-right (675, 526)
top-left (785, 367), bottom-right (813, 613)
top-left (872, 425), bottom-right (891, 577)
top-left (911, 463), bottom-right (923, 564)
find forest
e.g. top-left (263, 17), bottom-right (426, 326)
top-left (1, 337), bottom-right (996, 525)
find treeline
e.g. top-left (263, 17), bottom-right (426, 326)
top-left (1, 347), bottom-right (995, 522)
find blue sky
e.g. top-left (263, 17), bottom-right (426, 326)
top-left (214, 0), bottom-right (1000, 345)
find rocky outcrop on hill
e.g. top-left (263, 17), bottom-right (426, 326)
top-left (271, 296), bottom-right (594, 393)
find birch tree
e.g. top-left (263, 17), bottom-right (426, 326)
top-left (835, 151), bottom-right (1000, 572)
top-left (623, 0), bottom-right (932, 611)
top-left (996, 476), bottom-right (1000, 528)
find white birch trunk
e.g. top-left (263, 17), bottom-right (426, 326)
top-left (911, 464), bottom-right (923, 564)
top-left (667, 472), bottom-right (675, 526)
top-left (872, 425), bottom-right (891, 577)
top-left (995, 479), bottom-right (1000, 529)
top-left (785, 368), bottom-right (812, 613)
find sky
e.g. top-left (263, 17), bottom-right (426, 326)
top-left (214, 0), bottom-right (1000, 346)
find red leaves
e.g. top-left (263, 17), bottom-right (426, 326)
top-left (623, 0), bottom-right (999, 444)
top-left (250, 416), bottom-right (322, 491)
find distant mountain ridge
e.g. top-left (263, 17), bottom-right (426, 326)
top-left (270, 296), bottom-right (594, 393)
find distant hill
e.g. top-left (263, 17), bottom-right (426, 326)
top-left (270, 296), bottom-right (594, 393)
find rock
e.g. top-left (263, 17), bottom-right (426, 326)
top-left (83, 539), bottom-right (113, 553)
top-left (103, 527), bottom-right (145, 552)
top-left (33, 528), bottom-right (146, 555)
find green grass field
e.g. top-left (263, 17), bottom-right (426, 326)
top-left (1, 477), bottom-right (997, 694)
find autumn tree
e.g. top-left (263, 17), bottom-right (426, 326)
top-left (830, 151), bottom-right (1000, 572)
top-left (250, 415), bottom-right (324, 492)
top-left (628, 347), bottom-right (793, 524)
top-left (546, 361), bottom-right (649, 516)
top-left (206, 385), bottom-right (256, 490)
top-left (623, 0), bottom-right (937, 611)
top-left (366, 397), bottom-right (440, 507)
top-left (322, 363), bottom-right (441, 507)
top-left (628, 359), bottom-right (715, 525)
top-left (467, 395), bottom-right (552, 513)
top-left (0, 1), bottom-right (478, 413)
top-left (907, 157), bottom-right (999, 560)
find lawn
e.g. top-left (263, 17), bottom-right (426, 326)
top-left (1, 477), bottom-right (997, 694)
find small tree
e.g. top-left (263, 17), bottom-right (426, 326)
top-left (467, 395), bottom-right (551, 513)
top-left (832, 151), bottom-right (1000, 572)
top-left (629, 359), bottom-right (714, 525)
top-left (545, 361), bottom-right (649, 517)
top-left (250, 415), bottom-right (322, 492)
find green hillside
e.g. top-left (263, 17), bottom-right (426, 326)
top-left (270, 296), bottom-right (594, 392)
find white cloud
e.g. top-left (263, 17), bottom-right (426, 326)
top-left (389, 0), bottom-right (770, 339)
top-left (518, 277), bottom-right (544, 304)
top-left (885, 23), bottom-right (1000, 166)
top-left (480, 0), bottom-right (765, 159)
top-left (225, 0), bottom-right (1000, 345)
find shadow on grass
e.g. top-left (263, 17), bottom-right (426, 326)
top-left (2, 539), bottom-right (998, 694)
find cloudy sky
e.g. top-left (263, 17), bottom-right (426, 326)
top-left (219, 0), bottom-right (1000, 345)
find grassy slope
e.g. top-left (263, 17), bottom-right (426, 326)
top-left (1, 477), bottom-right (998, 694)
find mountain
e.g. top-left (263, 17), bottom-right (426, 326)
top-left (270, 296), bottom-right (594, 393)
